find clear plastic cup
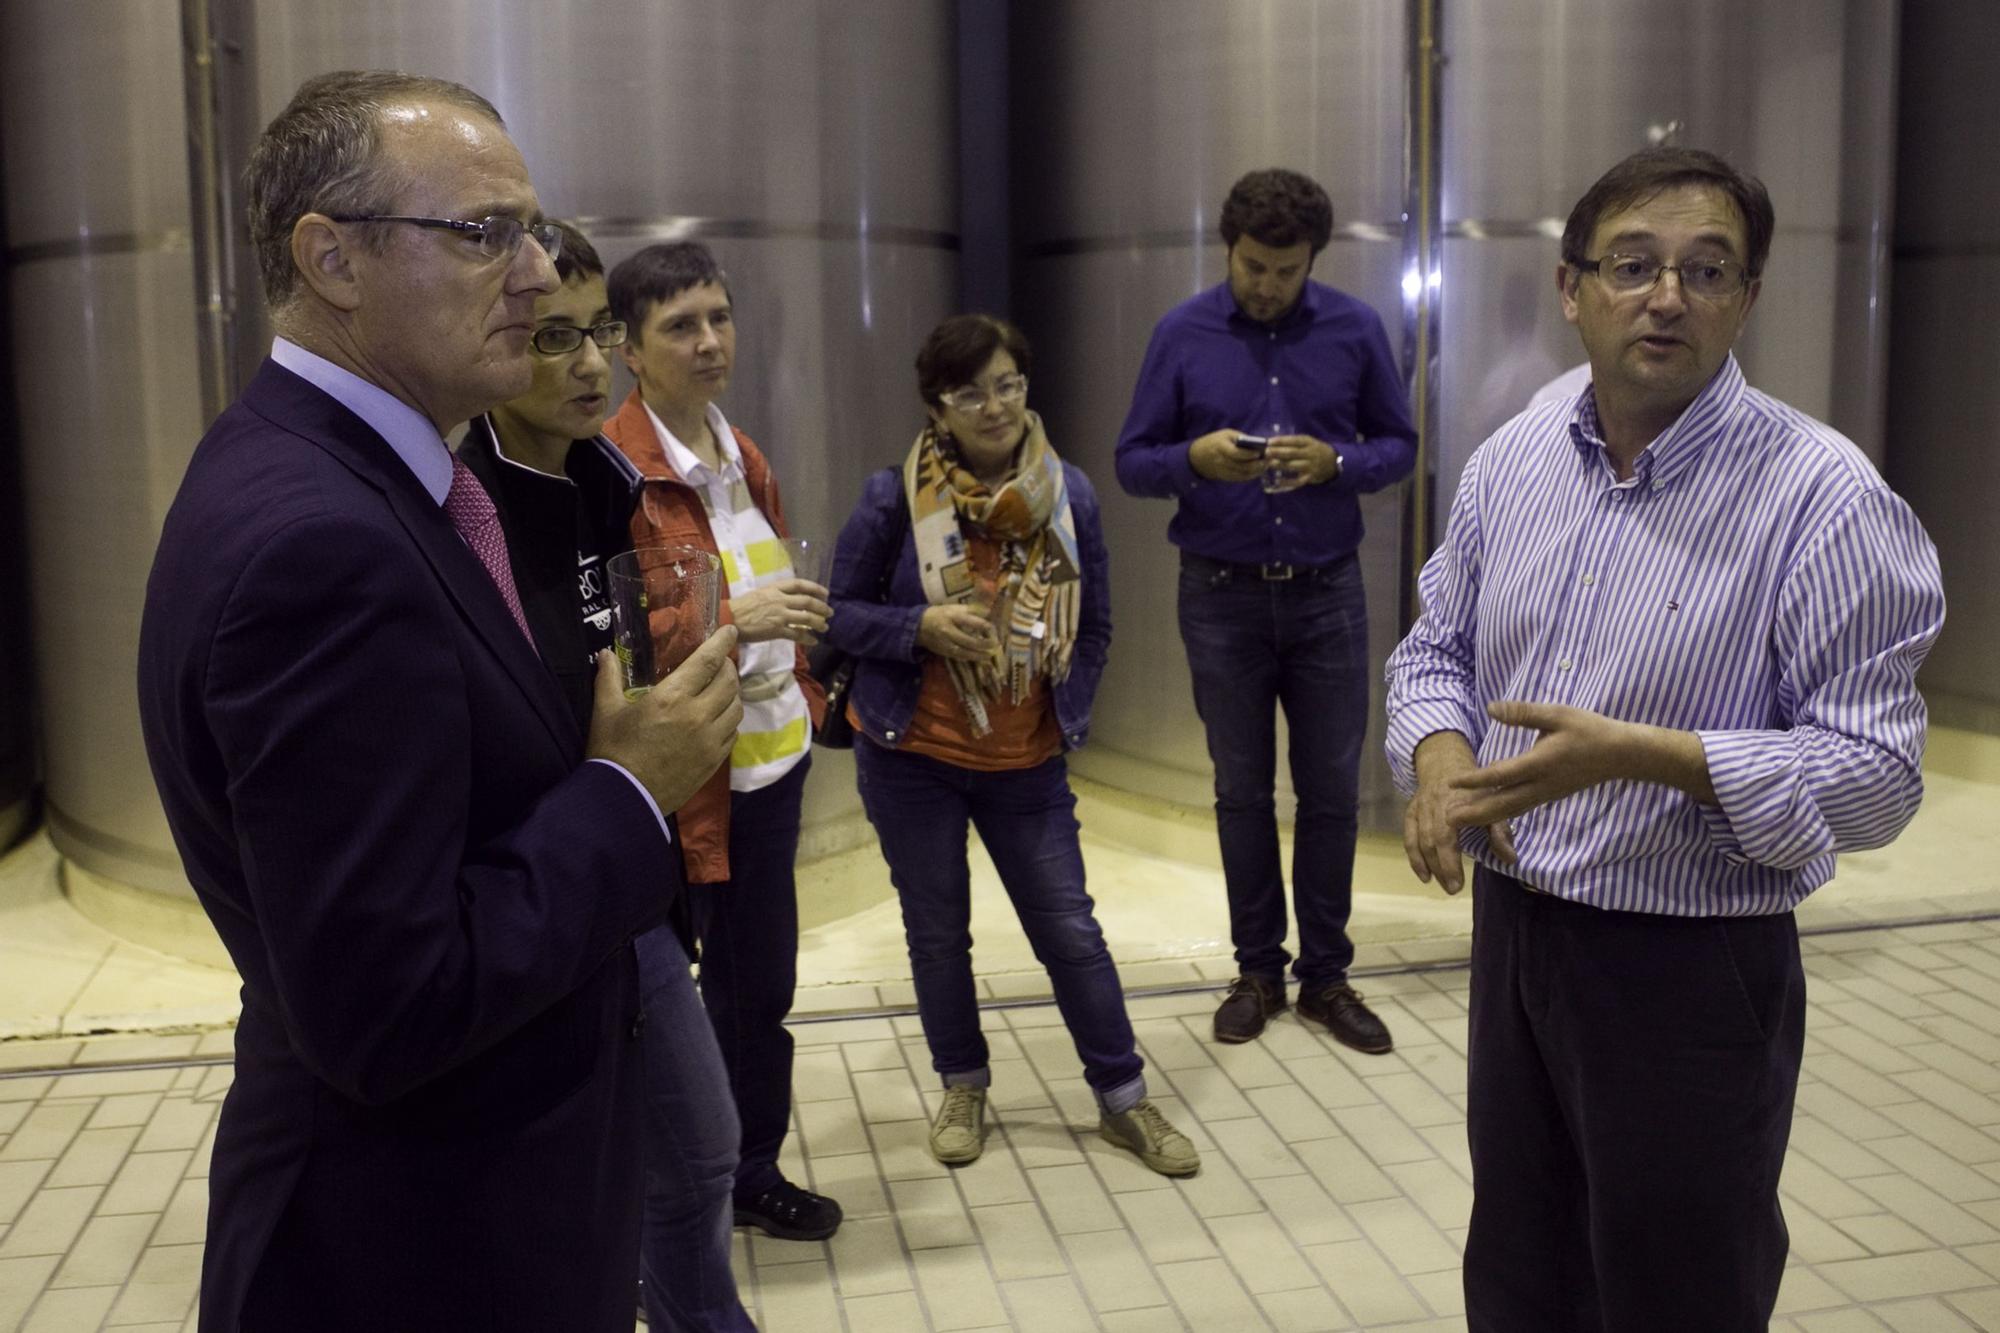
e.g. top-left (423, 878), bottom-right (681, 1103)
top-left (607, 545), bottom-right (721, 697)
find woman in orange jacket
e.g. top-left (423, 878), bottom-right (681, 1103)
top-left (604, 241), bottom-right (839, 1247)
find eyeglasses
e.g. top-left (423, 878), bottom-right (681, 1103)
top-left (939, 374), bottom-right (1029, 413)
top-left (532, 320), bottom-right (627, 355)
top-left (327, 214), bottom-right (563, 264)
top-left (1574, 253), bottom-right (1752, 300)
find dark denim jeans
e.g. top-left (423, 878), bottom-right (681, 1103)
top-left (1177, 552), bottom-right (1369, 989)
top-left (689, 753), bottom-right (810, 1203)
top-left (634, 925), bottom-right (754, 1333)
top-left (854, 740), bottom-right (1146, 1111)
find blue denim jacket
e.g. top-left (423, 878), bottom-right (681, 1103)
top-left (825, 464), bottom-right (1112, 752)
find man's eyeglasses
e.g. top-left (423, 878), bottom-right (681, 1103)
top-left (532, 321), bottom-right (627, 356)
top-left (327, 214), bottom-right (563, 264)
top-left (1574, 253), bottom-right (1753, 300)
top-left (939, 375), bottom-right (1029, 414)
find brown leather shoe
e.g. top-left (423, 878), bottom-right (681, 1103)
top-left (1213, 974), bottom-right (1287, 1044)
top-left (1297, 983), bottom-right (1393, 1054)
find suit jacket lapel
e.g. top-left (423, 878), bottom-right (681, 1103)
top-left (243, 362), bottom-right (581, 762)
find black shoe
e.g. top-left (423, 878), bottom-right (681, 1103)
top-left (1213, 974), bottom-right (1287, 1044)
top-left (734, 1180), bottom-right (843, 1241)
top-left (1297, 983), bottom-right (1393, 1054)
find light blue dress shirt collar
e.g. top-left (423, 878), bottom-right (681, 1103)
top-left (271, 337), bottom-right (454, 505)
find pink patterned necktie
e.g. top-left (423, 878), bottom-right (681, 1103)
top-left (443, 456), bottom-right (535, 646)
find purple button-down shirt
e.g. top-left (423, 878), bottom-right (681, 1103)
top-left (1385, 356), bottom-right (1945, 916)
top-left (1114, 280), bottom-right (1416, 566)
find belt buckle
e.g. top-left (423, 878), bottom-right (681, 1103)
top-left (1260, 562), bottom-right (1294, 581)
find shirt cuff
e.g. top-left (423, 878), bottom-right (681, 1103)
top-left (1175, 442), bottom-right (1204, 495)
top-left (1694, 730), bottom-right (1822, 869)
top-left (586, 758), bottom-right (674, 847)
top-left (1384, 698), bottom-right (1486, 795)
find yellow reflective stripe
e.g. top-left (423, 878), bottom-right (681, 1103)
top-left (745, 537), bottom-right (789, 579)
top-left (718, 548), bottom-right (744, 584)
top-left (731, 716), bottom-right (809, 768)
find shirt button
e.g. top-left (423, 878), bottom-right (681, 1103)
top-left (1652, 479), bottom-right (1665, 491)
top-left (1581, 574), bottom-right (1595, 586)
top-left (884, 730), bottom-right (899, 742)
top-left (1558, 657), bottom-right (1573, 672)
top-left (1275, 517), bottom-right (1284, 525)
top-left (1269, 376), bottom-right (1280, 385)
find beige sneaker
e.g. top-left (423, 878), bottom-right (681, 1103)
top-left (1099, 1099), bottom-right (1200, 1177)
top-left (929, 1084), bottom-right (987, 1165)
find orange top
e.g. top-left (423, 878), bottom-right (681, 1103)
top-left (897, 530), bottom-right (1061, 771)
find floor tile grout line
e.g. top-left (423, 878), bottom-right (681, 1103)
top-left (0, 1058), bottom-right (233, 1085)
top-left (833, 1033), bottom-right (923, 1332)
top-left (991, 1010), bottom-right (1126, 1331)
top-left (1157, 1008), bottom-right (1445, 1326)
top-left (8, 908), bottom-right (1998, 1083)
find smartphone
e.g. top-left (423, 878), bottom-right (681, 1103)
top-left (1233, 433), bottom-right (1269, 455)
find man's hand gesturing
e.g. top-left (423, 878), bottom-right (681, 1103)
top-left (1403, 731), bottom-right (1516, 895)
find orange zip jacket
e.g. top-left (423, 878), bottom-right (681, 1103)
top-left (602, 389), bottom-right (827, 884)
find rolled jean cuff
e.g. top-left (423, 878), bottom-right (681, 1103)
top-left (942, 1067), bottom-right (991, 1090)
top-left (1097, 1074), bottom-right (1147, 1116)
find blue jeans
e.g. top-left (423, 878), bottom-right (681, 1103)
top-left (688, 753), bottom-right (810, 1202)
top-left (854, 740), bottom-right (1145, 1112)
top-left (1177, 552), bottom-right (1369, 989)
top-left (635, 925), bottom-right (754, 1333)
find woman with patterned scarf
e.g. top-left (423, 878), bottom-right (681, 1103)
top-left (824, 314), bottom-right (1199, 1177)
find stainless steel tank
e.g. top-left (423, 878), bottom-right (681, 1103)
top-left (2, 0), bottom-right (959, 928)
top-left (1010, 0), bottom-right (1901, 832)
top-left (1887, 3), bottom-right (1998, 735)
top-left (0, 166), bottom-right (34, 851)
top-left (1440, 0), bottom-right (1900, 514)
top-left (1009, 0), bottom-right (1412, 825)
top-left (3, 0), bottom-right (209, 893)
top-left (0, 371), bottom-right (32, 854)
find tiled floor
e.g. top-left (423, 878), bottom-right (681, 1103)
top-left (5, 733), bottom-right (1998, 1039)
top-left (6, 918), bottom-right (2000, 1331)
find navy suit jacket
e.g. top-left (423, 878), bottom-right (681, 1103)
top-left (138, 361), bottom-right (678, 1331)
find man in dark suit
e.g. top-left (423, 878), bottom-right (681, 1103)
top-left (137, 71), bottom-right (741, 1331)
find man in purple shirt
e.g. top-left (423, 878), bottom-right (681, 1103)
top-left (1387, 148), bottom-right (1944, 1330)
top-left (1116, 168), bottom-right (1416, 1053)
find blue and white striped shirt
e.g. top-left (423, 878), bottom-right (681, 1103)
top-left (1384, 355), bottom-right (1945, 916)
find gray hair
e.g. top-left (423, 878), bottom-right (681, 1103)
top-left (246, 71), bottom-right (505, 309)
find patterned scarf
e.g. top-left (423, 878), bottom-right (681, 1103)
top-left (904, 412), bottom-right (1082, 736)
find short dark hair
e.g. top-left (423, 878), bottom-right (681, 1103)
top-left (547, 220), bottom-right (603, 283)
top-left (916, 314), bottom-right (1032, 406)
top-left (606, 241), bottom-right (731, 338)
top-left (1561, 147), bottom-right (1775, 278)
top-left (246, 71), bottom-right (504, 309)
top-left (1219, 168), bottom-right (1335, 255)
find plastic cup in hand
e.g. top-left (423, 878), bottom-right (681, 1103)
top-left (1261, 461), bottom-right (1301, 493)
top-left (780, 536), bottom-right (830, 586)
top-left (608, 545), bottom-right (721, 698)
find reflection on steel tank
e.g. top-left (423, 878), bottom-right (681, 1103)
top-left (0, 0), bottom-right (958, 940)
top-left (1441, 0), bottom-right (1898, 515)
top-left (1009, 0), bottom-right (1417, 830)
top-left (1007, 0), bottom-right (1898, 835)
top-left (3, 0), bottom-right (207, 897)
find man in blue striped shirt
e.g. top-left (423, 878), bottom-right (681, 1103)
top-left (1385, 148), bottom-right (1945, 1331)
